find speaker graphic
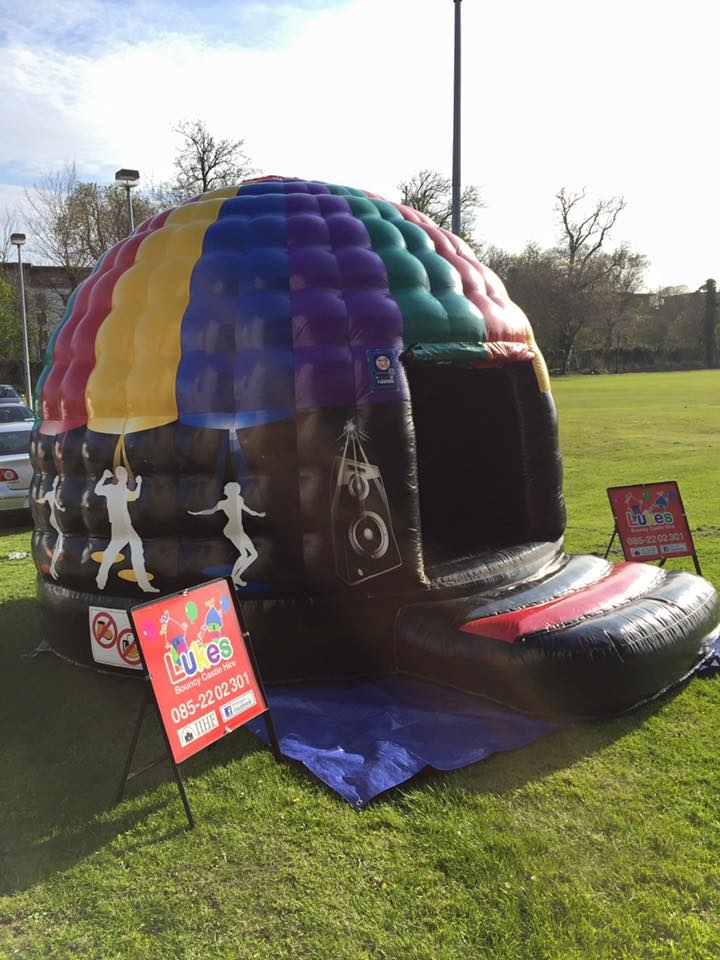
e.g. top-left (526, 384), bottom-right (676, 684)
top-left (331, 420), bottom-right (402, 585)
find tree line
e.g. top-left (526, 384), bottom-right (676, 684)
top-left (0, 120), bottom-right (716, 390)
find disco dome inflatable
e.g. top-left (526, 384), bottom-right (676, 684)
top-left (30, 176), bottom-right (719, 718)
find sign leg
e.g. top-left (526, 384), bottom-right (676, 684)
top-left (604, 526), bottom-right (618, 560)
top-left (117, 685), bottom-right (151, 804)
top-left (116, 683), bottom-right (195, 830)
top-left (263, 710), bottom-right (283, 763)
top-left (147, 697), bottom-right (196, 830)
top-left (167, 754), bottom-right (195, 829)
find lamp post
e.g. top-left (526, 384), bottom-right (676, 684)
top-left (114, 168), bottom-right (140, 233)
top-left (451, 0), bottom-right (462, 236)
top-left (9, 233), bottom-right (32, 410)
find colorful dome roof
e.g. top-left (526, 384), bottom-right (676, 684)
top-left (36, 176), bottom-right (547, 437)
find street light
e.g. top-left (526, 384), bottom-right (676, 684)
top-left (114, 168), bottom-right (140, 233)
top-left (9, 233), bottom-right (33, 411)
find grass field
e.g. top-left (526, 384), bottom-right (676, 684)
top-left (1, 370), bottom-right (718, 959)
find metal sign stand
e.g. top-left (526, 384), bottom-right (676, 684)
top-left (117, 679), bottom-right (196, 829)
top-left (227, 590), bottom-right (283, 765)
top-left (115, 579), bottom-right (282, 829)
top-left (603, 525), bottom-right (618, 561)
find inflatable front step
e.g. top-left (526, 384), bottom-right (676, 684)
top-left (394, 555), bottom-right (720, 718)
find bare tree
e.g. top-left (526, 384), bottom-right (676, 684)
top-left (496, 243), bottom-right (567, 362)
top-left (25, 165), bottom-right (87, 292)
top-left (473, 242), bottom-right (516, 278)
top-left (0, 209), bottom-right (21, 263)
top-left (10, 165), bottom-right (159, 370)
top-left (556, 187), bottom-right (626, 269)
top-left (594, 245), bottom-right (649, 352)
top-left (631, 288), bottom-right (705, 371)
top-left (494, 194), bottom-right (647, 375)
top-left (25, 163), bottom-right (158, 296)
top-left (552, 187), bottom-right (638, 374)
top-left (398, 169), bottom-right (482, 245)
top-left (153, 120), bottom-right (256, 205)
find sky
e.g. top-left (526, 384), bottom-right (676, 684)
top-left (1, 0), bottom-right (717, 291)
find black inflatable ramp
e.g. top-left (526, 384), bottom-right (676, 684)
top-left (395, 556), bottom-right (720, 718)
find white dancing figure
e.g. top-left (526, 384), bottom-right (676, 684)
top-left (95, 466), bottom-right (159, 593)
top-left (189, 482), bottom-right (266, 586)
top-left (36, 475), bottom-right (65, 580)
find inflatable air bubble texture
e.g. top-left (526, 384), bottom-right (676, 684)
top-left (30, 177), bottom-right (720, 717)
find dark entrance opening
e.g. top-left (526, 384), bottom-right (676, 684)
top-left (406, 361), bottom-right (565, 577)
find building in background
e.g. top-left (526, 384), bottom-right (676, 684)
top-left (0, 263), bottom-right (91, 389)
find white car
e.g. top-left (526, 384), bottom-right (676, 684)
top-left (0, 384), bottom-right (22, 405)
top-left (0, 421), bottom-right (33, 513)
top-left (0, 404), bottom-right (34, 424)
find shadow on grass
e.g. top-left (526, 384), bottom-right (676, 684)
top-left (0, 513), bottom-right (32, 535)
top-left (0, 597), bottom-right (265, 893)
top-left (1, 589), bottom-right (702, 886)
top-left (396, 687), bottom-right (685, 805)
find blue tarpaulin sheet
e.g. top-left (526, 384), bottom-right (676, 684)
top-left (247, 676), bottom-right (559, 808)
top-left (698, 634), bottom-right (720, 675)
top-left (249, 636), bottom-right (720, 808)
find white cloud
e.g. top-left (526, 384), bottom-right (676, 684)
top-left (1, 0), bottom-right (719, 288)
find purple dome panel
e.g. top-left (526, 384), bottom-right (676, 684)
top-left (288, 247), bottom-right (342, 291)
top-left (294, 346), bottom-right (356, 409)
top-left (345, 289), bottom-right (403, 344)
top-left (287, 214), bottom-right (331, 248)
top-left (291, 289), bottom-right (351, 347)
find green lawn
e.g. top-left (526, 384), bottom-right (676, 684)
top-left (1, 370), bottom-right (718, 959)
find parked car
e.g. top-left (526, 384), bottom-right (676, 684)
top-left (0, 421), bottom-right (33, 513)
top-left (0, 405), bottom-right (34, 423)
top-left (0, 385), bottom-right (22, 405)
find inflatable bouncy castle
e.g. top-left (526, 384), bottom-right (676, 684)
top-left (30, 177), bottom-right (720, 718)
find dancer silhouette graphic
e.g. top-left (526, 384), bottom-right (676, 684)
top-left (36, 476), bottom-right (65, 580)
top-left (189, 482), bottom-right (266, 586)
top-left (95, 466), bottom-right (159, 593)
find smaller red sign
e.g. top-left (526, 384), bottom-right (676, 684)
top-left (129, 579), bottom-right (267, 764)
top-left (607, 481), bottom-right (696, 563)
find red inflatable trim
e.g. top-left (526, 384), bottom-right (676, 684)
top-left (459, 562), bottom-right (663, 644)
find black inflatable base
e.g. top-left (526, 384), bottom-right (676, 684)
top-left (35, 547), bottom-right (720, 719)
top-left (36, 575), bottom-right (420, 685)
top-left (395, 554), bottom-right (720, 718)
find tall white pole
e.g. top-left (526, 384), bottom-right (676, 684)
top-left (15, 245), bottom-right (32, 410)
top-left (125, 184), bottom-right (135, 233)
top-left (451, 0), bottom-right (462, 235)
top-left (115, 169), bottom-right (139, 234)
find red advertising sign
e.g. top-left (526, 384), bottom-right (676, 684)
top-left (607, 481), bottom-right (696, 562)
top-left (129, 578), bottom-right (268, 764)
